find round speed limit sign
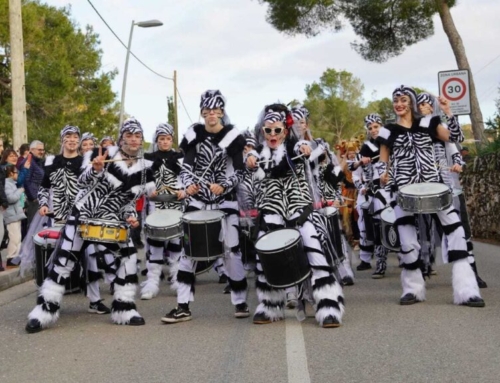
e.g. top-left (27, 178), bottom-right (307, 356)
top-left (438, 69), bottom-right (471, 115)
top-left (442, 77), bottom-right (467, 101)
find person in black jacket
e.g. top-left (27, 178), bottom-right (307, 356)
top-left (22, 141), bottom-right (45, 227)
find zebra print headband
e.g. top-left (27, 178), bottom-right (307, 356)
top-left (242, 130), bottom-right (257, 147)
top-left (264, 111), bottom-right (286, 124)
top-left (364, 113), bottom-right (383, 128)
top-left (60, 125), bottom-right (80, 140)
top-left (80, 132), bottom-right (96, 144)
top-left (417, 93), bottom-right (434, 106)
top-left (120, 117), bottom-right (143, 139)
top-left (291, 105), bottom-right (309, 122)
top-left (392, 85), bottom-right (419, 116)
top-left (200, 89), bottom-right (226, 111)
top-left (100, 136), bottom-right (114, 145)
top-left (154, 123), bottom-right (174, 142)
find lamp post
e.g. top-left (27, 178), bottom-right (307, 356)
top-left (119, 19), bottom-right (163, 128)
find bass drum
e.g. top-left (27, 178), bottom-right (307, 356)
top-left (380, 207), bottom-right (401, 252)
top-left (194, 260), bottom-right (216, 276)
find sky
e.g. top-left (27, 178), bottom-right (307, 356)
top-left (43, 0), bottom-right (500, 143)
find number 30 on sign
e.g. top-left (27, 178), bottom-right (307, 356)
top-left (438, 69), bottom-right (471, 115)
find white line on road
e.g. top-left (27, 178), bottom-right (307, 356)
top-left (285, 310), bottom-right (311, 383)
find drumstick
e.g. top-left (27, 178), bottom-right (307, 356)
top-left (98, 157), bottom-right (142, 163)
top-left (158, 185), bottom-right (178, 193)
top-left (180, 166), bottom-right (210, 185)
top-left (257, 153), bottom-right (304, 164)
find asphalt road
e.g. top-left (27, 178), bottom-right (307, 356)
top-left (0, 241), bottom-right (499, 383)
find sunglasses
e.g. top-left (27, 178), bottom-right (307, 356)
top-left (263, 127), bottom-right (284, 135)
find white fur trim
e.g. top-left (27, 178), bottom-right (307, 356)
top-left (401, 269), bottom-right (426, 301)
top-left (112, 152), bottom-right (149, 176)
top-left (255, 284), bottom-right (286, 304)
top-left (140, 263), bottom-right (162, 298)
top-left (28, 304), bottom-right (59, 327)
top-left (184, 125), bottom-right (197, 144)
top-left (45, 155), bottom-right (55, 167)
top-left (313, 280), bottom-right (345, 317)
top-left (452, 258), bottom-right (480, 305)
top-left (40, 279), bottom-right (66, 304)
top-left (111, 309), bottom-right (141, 325)
top-left (218, 127), bottom-right (240, 150)
top-left (255, 167), bottom-right (265, 181)
top-left (294, 140), bottom-right (310, 156)
top-left (378, 127), bottom-right (390, 140)
top-left (254, 302), bottom-right (284, 322)
top-left (365, 141), bottom-right (379, 153)
top-left (104, 171), bottom-right (123, 189)
top-left (420, 115), bottom-right (432, 128)
top-left (308, 144), bottom-right (324, 163)
top-left (113, 283), bottom-right (137, 303)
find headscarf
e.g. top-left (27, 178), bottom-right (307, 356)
top-left (199, 89), bottom-right (231, 125)
top-left (60, 125), bottom-right (80, 141)
top-left (119, 117), bottom-right (143, 143)
top-left (150, 123), bottom-right (175, 152)
top-left (392, 85), bottom-right (421, 117)
top-left (364, 113), bottom-right (383, 129)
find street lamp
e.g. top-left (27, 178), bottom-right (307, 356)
top-left (119, 19), bottom-right (163, 128)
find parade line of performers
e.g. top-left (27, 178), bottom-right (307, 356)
top-left (21, 87), bottom-right (487, 334)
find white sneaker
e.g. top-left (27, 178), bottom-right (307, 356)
top-left (140, 292), bottom-right (154, 300)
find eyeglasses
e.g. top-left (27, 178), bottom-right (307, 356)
top-left (263, 127), bottom-right (284, 135)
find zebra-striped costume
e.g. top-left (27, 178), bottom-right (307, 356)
top-left (249, 137), bottom-right (344, 327)
top-left (140, 149), bottom-right (185, 299)
top-left (27, 145), bottom-right (156, 328)
top-left (174, 123), bottom-right (249, 311)
top-left (377, 116), bottom-right (482, 305)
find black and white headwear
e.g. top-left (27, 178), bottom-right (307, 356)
top-left (242, 129), bottom-right (257, 148)
top-left (149, 123), bottom-right (175, 152)
top-left (119, 117), bottom-right (143, 143)
top-left (417, 92), bottom-right (441, 117)
top-left (364, 113), bottom-right (383, 129)
top-left (254, 103), bottom-right (293, 145)
top-left (100, 136), bottom-right (114, 145)
top-left (80, 132), bottom-right (96, 144)
top-left (199, 89), bottom-right (231, 125)
top-left (60, 125), bottom-right (80, 141)
top-left (392, 85), bottom-right (420, 117)
top-left (291, 105), bottom-right (310, 122)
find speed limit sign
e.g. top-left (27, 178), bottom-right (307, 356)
top-left (438, 69), bottom-right (471, 115)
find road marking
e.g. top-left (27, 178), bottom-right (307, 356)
top-left (285, 310), bottom-right (311, 383)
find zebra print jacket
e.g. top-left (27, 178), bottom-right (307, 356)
top-left (38, 155), bottom-right (83, 222)
top-left (180, 123), bottom-right (246, 205)
top-left (74, 146), bottom-right (155, 222)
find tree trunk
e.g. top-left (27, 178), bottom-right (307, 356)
top-left (436, 0), bottom-right (488, 146)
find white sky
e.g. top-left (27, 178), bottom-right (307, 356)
top-left (43, 0), bottom-right (500, 143)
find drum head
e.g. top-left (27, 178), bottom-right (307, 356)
top-left (400, 182), bottom-right (449, 196)
top-left (381, 207), bottom-right (396, 224)
top-left (255, 229), bottom-right (301, 252)
top-left (146, 209), bottom-right (183, 227)
top-left (183, 210), bottom-right (225, 223)
top-left (322, 206), bottom-right (338, 217)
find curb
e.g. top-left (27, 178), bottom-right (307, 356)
top-left (0, 268), bottom-right (34, 292)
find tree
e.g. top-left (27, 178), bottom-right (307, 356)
top-left (258, 0), bottom-right (488, 145)
top-left (303, 68), bottom-right (367, 146)
top-left (167, 96), bottom-right (175, 127)
top-left (0, 0), bottom-right (119, 152)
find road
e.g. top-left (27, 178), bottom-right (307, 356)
top-left (0, 241), bottom-right (499, 383)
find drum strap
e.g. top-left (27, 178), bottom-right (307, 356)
top-left (286, 204), bottom-right (313, 228)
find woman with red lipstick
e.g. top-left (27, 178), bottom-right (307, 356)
top-left (246, 104), bottom-right (345, 328)
top-left (377, 85), bottom-right (484, 308)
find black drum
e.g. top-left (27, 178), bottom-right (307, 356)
top-left (321, 207), bottom-right (344, 263)
top-left (361, 201), bottom-right (375, 242)
top-left (239, 217), bottom-right (256, 266)
top-left (33, 226), bottom-right (81, 292)
top-left (254, 228), bottom-right (310, 289)
top-left (194, 260), bottom-right (216, 275)
top-left (380, 207), bottom-right (401, 252)
top-left (182, 210), bottom-right (225, 260)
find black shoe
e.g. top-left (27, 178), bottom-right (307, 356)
top-left (342, 276), bottom-right (354, 286)
top-left (128, 316), bottom-right (145, 326)
top-left (25, 319), bottom-right (43, 334)
top-left (400, 293), bottom-right (419, 305)
top-left (371, 270), bottom-right (385, 279)
top-left (135, 241), bottom-right (145, 250)
top-left (88, 300), bottom-right (111, 315)
top-left (223, 283), bottom-right (231, 294)
top-left (322, 315), bottom-right (341, 328)
top-left (462, 296), bottom-right (485, 308)
top-left (356, 261), bottom-right (371, 271)
top-left (253, 312), bottom-right (272, 324)
top-left (141, 268), bottom-right (148, 276)
top-left (234, 303), bottom-right (250, 318)
top-left (161, 307), bottom-right (192, 323)
top-left (6, 258), bottom-right (19, 268)
top-left (218, 274), bottom-right (228, 284)
top-left (476, 276), bottom-right (488, 289)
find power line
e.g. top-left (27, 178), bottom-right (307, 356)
top-left (176, 88), bottom-right (194, 124)
top-left (474, 53), bottom-right (500, 76)
top-left (87, 0), bottom-right (173, 81)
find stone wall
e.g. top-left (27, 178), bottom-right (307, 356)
top-left (460, 153), bottom-right (500, 241)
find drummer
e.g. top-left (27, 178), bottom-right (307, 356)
top-left (246, 103), bottom-right (345, 328)
top-left (161, 90), bottom-right (249, 323)
top-left (140, 123), bottom-right (186, 300)
top-left (25, 117), bottom-right (156, 333)
top-left (377, 85), bottom-right (484, 307)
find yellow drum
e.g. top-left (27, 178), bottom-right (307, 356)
top-left (79, 219), bottom-right (129, 244)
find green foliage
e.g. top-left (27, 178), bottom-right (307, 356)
top-left (167, 96), bottom-right (175, 127)
top-left (0, 0), bottom-right (119, 152)
top-left (258, 0), bottom-right (456, 62)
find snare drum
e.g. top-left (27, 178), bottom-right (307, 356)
top-left (145, 209), bottom-right (183, 241)
top-left (183, 210), bottom-right (225, 260)
top-left (380, 207), bottom-right (401, 252)
top-left (360, 201), bottom-right (375, 241)
top-left (321, 207), bottom-right (344, 263)
top-left (397, 182), bottom-right (452, 213)
top-left (79, 219), bottom-right (129, 243)
top-left (254, 228), bottom-right (310, 289)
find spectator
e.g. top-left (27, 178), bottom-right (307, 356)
top-left (0, 138), bottom-right (4, 156)
top-left (22, 140), bottom-right (45, 226)
top-left (460, 146), bottom-right (471, 163)
top-left (100, 136), bottom-right (115, 148)
top-left (1, 149), bottom-right (28, 187)
top-left (16, 143), bottom-right (30, 169)
top-left (3, 165), bottom-right (26, 268)
top-left (0, 166), bottom-right (7, 272)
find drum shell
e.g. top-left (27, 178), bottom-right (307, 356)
top-left (194, 260), bottom-right (216, 275)
top-left (321, 207), bottom-right (344, 264)
top-left (255, 229), bottom-right (311, 289)
top-left (397, 185), bottom-right (452, 213)
top-left (145, 209), bottom-right (183, 241)
top-left (183, 214), bottom-right (224, 260)
top-left (240, 230), bottom-right (256, 266)
top-left (361, 202), bottom-right (375, 242)
top-left (79, 220), bottom-right (129, 244)
top-left (380, 208), bottom-right (401, 252)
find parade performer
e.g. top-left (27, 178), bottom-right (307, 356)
top-left (378, 85), bottom-right (484, 307)
top-left (25, 118), bottom-right (155, 333)
top-left (161, 90), bottom-right (249, 323)
top-left (247, 103), bottom-right (344, 328)
top-left (140, 123), bottom-right (185, 300)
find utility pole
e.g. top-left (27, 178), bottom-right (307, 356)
top-left (173, 70), bottom-right (179, 144)
top-left (9, 0), bottom-right (28, 149)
